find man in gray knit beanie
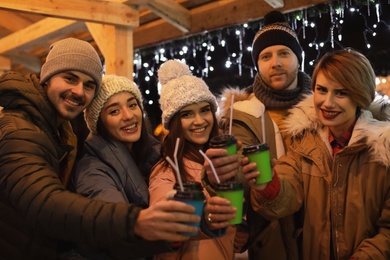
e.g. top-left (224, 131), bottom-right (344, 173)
top-left (0, 37), bottom-right (202, 259)
top-left (40, 37), bottom-right (103, 92)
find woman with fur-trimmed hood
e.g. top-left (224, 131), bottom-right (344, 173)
top-left (247, 49), bottom-right (390, 259)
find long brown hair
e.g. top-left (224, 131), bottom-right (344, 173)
top-left (96, 98), bottom-right (154, 165)
top-left (160, 107), bottom-right (219, 181)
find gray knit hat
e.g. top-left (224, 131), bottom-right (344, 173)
top-left (40, 37), bottom-right (103, 92)
top-left (158, 59), bottom-right (218, 129)
top-left (85, 74), bottom-right (143, 134)
top-left (252, 11), bottom-right (302, 70)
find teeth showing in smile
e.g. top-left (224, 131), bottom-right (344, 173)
top-left (323, 110), bottom-right (339, 116)
top-left (193, 127), bottom-right (206, 133)
top-left (123, 124), bottom-right (136, 131)
top-left (66, 99), bottom-right (80, 106)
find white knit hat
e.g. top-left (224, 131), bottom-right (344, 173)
top-left (158, 60), bottom-right (218, 128)
top-left (85, 74), bottom-right (143, 134)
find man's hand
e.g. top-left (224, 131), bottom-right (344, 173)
top-left (241, 157), bottom-right (276, 191)
top-left (134, 200), bottom-right (200, 241)
top-left (203, 148), bottom-right (240, 184)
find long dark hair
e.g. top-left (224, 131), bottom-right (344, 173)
top-left (96, 99), bottom-right (155, 167)
top-left (160, 108), bottom-right (219, 181)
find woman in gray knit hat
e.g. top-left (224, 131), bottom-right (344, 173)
top-left (149, 59), bottom-right (241, 260)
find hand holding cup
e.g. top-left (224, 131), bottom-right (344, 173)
top-left (204, 196), bottom-right (237, 230)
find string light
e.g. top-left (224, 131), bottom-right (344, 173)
top-left (133, 0), bottom-right (389, 106)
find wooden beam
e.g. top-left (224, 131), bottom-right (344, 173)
top-left (0, 0), bottom-right (139, 27)
top-left (0, 17), bottom-right (84, 55)
top-left (0, 56), bottom-right (11, 71)
top-left (87, 23), bottom-right (134, 79)
top-left (0, 10), bottom-right (32, 32)
top-left (133, 0), bottom-right (328, 48)
top-left (8, 54), bottom-right (41, 72)
top-left (146, 0), bottom-right (190, 33)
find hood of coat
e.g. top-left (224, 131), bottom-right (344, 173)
top-left (217, 87), bottom-right (265, 120)
top-left (284, 93), bottom-right (390, 167)
top-left (0, 72), bottom-right (60, 142)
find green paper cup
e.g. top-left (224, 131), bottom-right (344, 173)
top-left (243, 143), bottom-right (272, 184)
top-left (216, 182), bottom-right (244, 225)
top-left (209, 134), bottom-right (237, 155)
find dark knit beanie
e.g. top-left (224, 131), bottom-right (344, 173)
top-left (40, 37), bottom-right (103, 93)
top-left (252, 11), bottom-right (302, 70)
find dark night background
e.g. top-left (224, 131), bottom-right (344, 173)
top-left (133, 1), bottom-right (390, 131)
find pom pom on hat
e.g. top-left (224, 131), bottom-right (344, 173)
top-left (251, 11), bottom-right (303, 70)
top-left (40, 37), bottom-right (103, 93)
top-left (85, 74), bottom-right (143, 134)
top-left (158, 60), bottom-right (218, 129)
top-left (158, 60), bottom-right (192, 85)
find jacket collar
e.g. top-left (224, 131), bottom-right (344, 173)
top-left (284, 94), bottom-right (390, 167)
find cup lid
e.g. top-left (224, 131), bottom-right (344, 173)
top-left (174, 189), bottom-right (205, 200)
top-left (216, 181), bottom-right (243, 191)
top-left (210, 134), bottom-right (237, 148)
top-left (242, 143), bottom-right (269, 154)
top-left (174, 181), bottom-right (203, 191)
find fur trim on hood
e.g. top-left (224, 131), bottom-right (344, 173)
top-left (217, 87), bottom-right (265, 119)
top-left (284, 94), bottom-right (390, 167)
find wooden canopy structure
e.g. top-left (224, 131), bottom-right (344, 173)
top-left (0, 0), bottom-right (327, 78)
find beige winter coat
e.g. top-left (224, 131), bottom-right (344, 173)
top-left (252, 95), bottom-right (390, 259)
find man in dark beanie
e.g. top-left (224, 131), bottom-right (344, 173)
top-left (202, 10), bottom-right (311, 260)
top-left (0, 38), bottom-right (201, 259)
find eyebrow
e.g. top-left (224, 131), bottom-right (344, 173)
top-left (103, 96), bottom-right (136, 111)
top-left (64, 71), bottom-right (96, 85)
top-left (180, 104), bottom-right (210, 113)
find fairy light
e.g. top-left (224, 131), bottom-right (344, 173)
top-left (132, 0), bottom-right (389, 108)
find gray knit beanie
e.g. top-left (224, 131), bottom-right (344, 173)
top-left (158, 59), bottom-right (218, 129)
top-left (252, 11), bottom-right (302, 70)
top-left (40, 37), bottom-right (103, 92)
top-left (85, 74), bottom-right (143, 134)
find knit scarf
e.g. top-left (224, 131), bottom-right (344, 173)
top-left (249, 71), bottom-right (312, 110)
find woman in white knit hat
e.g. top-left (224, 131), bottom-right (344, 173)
top-left (73, 74), bottom-right (204, 259)
top-left (149, 60), bottom-right (241, 260)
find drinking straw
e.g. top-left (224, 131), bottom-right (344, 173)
top-left (166, 156), bottom-right (184, 192)
top-left (199, 149), bottom-right (221, 184)
top-left (174, 138), bottom-right (180, 169)
top-left (262, 112), bottom-right (266, 144)
top-left (229, 95), bottom-right (234, 135)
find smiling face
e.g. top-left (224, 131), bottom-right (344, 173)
top-left (180, 101), bottom-right (214, 147)
top-left (257, 45), bottom-right (300, 91)
top-left (100, 92), bottom-right (142, 144)
top-left (46, 71), bottom-right (97, 121)
top-left (313, 71), bottom-right (358, 138)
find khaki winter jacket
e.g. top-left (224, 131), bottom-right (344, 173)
top-left (215, 87), bottom-right (300, 260)
top-left (252, 95), bottom-right (390, 259)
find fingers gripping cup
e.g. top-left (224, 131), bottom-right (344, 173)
top-left (209, 134), bottom-right (237, 155)
top-left (173, 185), bottom-right (205, 236)
top-left (216, 182), bottom-right (244, 225)
top-left (243, 143), bottom-right (272, 185)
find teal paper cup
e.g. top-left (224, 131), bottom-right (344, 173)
top-left (173, 188), bottom-right (205, 236)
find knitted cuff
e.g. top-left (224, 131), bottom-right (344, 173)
top-left (258, 171), bottom-right (280, 200)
